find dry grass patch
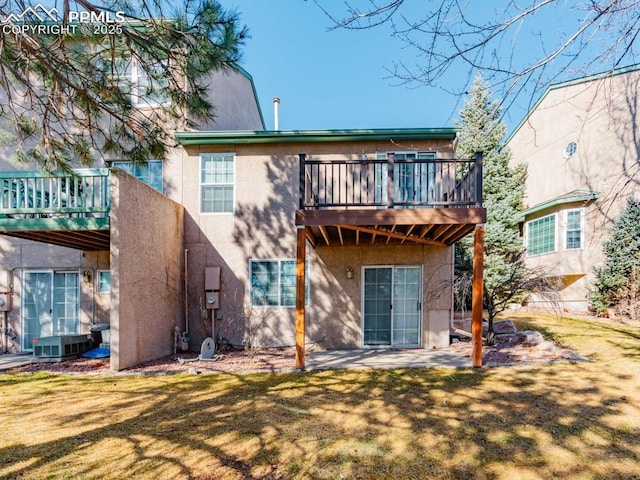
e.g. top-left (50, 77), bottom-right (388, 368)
top-left (1, 314), bottom-right (640, 479)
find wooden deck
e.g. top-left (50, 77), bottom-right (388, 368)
top-left (0, 169), bottom-right (110, 250)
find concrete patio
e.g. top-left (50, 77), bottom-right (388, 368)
top-left (0, 353), bottom-right (34, 371)
top-left (306, 348), bottom-right (472, 370)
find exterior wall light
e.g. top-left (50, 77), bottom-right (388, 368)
top-left (346, 267), bottom-right (354, 279)
top-left (83, 270), bottom-right (92, 283)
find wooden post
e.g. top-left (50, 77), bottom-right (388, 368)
top-left (295, 226), bottom-right (307, 369)
top-left (471, 224), bottom-right (484, 367)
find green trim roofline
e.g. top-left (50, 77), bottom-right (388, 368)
top-left (174, 128), bottom-right (458, 146)
top-left (507, 63), bottom-right (640, 143)
top-left (521, 190), bottom-right (599, 218)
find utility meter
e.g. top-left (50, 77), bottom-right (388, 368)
top-left (205, 291), bottom-right (219, 309)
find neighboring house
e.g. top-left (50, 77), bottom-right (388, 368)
top-left (507, 64), bottom-right (640, 311)
top-left (0, 66), bottom-right (264, 369)
top-left (0, 78), bottom-right (487, 369)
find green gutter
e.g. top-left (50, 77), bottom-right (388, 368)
top-left (175, 128), bottom-right (458, 146)
top-left (507, 64), bottom-right (640, 143)
top-left (521, 191), bottom-right (599, 218)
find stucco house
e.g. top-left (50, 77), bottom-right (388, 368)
top-left (507, 64), bottom-right (640, 311)
top-left (0, 71), bottom-right (488, 370)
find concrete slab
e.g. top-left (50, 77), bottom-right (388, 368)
top-left (0, 353), bottom-right (33, 371)
top-left (306, 348), bottom-right (472, 371)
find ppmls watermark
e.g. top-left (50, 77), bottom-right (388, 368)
top-left (1, 3), bottom-right (126, 35)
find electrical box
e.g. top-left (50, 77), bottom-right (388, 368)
top-left (0, 294), bottom-right (10, 312)
top-left (205, 291), bottom-right (220, 309)
top-left (205, 267), bottom-right (221, 291)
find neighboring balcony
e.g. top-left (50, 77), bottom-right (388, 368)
top-left (296, 153), bottom-right (486, 247)
top-left (0, 169), bottom-right (110, 250)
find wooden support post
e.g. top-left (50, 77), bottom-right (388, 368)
top-left (295, 226), bottom-right (307, 369)
top-left (471, 224), bottom-right (484, 367)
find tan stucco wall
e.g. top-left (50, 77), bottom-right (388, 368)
top-left (109, 171), bottom-right (184, 370)
top-left (164, 138), bottom-right (457, 350)
top-left (508, 70), bottom-right (640, 309)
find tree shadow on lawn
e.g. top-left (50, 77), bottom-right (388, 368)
top-left (1, 362), bottom-right (639, 480)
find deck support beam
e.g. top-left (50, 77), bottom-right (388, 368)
top-left (472, 225), bottom-right (484, 367)
top-left (295, 226), bottom-right (307, 369)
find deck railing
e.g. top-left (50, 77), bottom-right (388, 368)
top-left (0, 168), bottom-right (110, 219)
top-left (299, 152), bottom-right (482, 209)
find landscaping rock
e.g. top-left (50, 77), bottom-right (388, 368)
top-left (493, 319), bottom-right (517, 334)
top-left (453, 318), bottom-right (471, 332)
top-left (453, 318), bottom-right (489, 334)
top-left (560, 349), bottom-right (590, 362)
top-left (535, 340), bottom-right (557, 353)
top-left (516, 330), bottom-right (544, 345)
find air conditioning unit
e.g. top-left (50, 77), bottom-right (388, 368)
top-left (33, 335), bottom-right (92, 359)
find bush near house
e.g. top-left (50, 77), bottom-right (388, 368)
top-left (591, 199), bottom-right (640, 319)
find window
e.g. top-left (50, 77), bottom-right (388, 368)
top-left (564, 141), bottom-right (578, 158)
top-left (95, 48), bottom-right (169, 106)
top-left (527, 214), bottom-right (556, 256)
top-left (565, 210), bottom-right (582, 249)
top-left (97, 270), bottom-right (111, 294)
top-left (250, 259), bottom-right (309, 307)
top-left (112, 160), bottom-right (163, 193)
top-left (201, 154), bottom-right (234, 213)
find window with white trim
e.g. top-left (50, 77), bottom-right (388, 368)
top-left (250, 259), bottom-right (309, 307)
top-left (527, 214), bottom-right (556, 256)
top-left (97, 270), bottom-right (111, 294)
top-left (565, 209), bottom-right (582, 249)
top-left (112, 160), bottom-right (163, 193)
top-left (200, 154), bottom-right (234, 213)
top-left (94, 48), bottom-right (169, 106)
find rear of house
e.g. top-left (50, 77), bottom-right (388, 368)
top-left (173, 129), bottom-right (485, 365)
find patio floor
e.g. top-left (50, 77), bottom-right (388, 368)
top-left (306, 348), bottom-right (471, 370)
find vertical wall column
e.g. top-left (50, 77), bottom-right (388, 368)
top-left (295, 226), bottom-right (307, 369)
top-left (471, 225), bottom-right (484, 367)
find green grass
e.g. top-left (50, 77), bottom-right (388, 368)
top-left (1, 313), bottom-right (640, 479)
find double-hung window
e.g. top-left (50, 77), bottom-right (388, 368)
top-left (250, 259), bottom-right (309, 307)
top-left (565, 209), bottom-right (583, 249)
top-left (526, 214), bottom-right (556, 256)
top-left (201, 154), bottom-right (234, 213)
top-left (112, 160), bottom-right (163, 193)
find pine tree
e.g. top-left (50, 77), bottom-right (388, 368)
top-left (591, 199), bottom-right (640, 319)
top-left (0, 0), bottom-right (247, 171)
top-left (454, 75), bottom-right (529, 336)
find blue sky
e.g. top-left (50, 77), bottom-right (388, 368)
top-left (229, 1), bottom-right (471, 131)
top-left (227, 1), bottom-right (636, 134)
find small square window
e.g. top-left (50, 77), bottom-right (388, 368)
top-left (97, 270), bottom-right (111, 294)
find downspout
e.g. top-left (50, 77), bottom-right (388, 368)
top-left (181, 248), bottom-right (189, 351)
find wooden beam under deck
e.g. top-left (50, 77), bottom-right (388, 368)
top-left (296, 208), bottom-right (486, 227)
top-left (338, 224), bottom-right (446, 247)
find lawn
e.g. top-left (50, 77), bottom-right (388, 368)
top-left (1, 313), bottom-right (639, 480)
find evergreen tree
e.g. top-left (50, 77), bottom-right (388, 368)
top-left (455, 75), bottom-right (531, 337)
top-left (0, 0), bottom-right (246, 171)
top-left (591, 199), bottom-right (640, 319)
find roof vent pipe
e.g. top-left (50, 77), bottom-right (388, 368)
top-left (273, 97), bottom-right (280, 131)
